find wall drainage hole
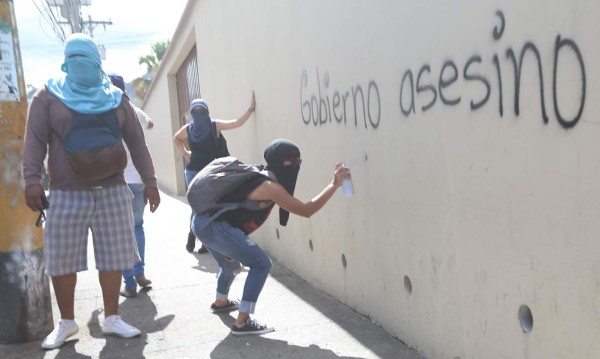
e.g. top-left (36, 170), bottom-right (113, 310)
top-left (309, 240), bottom-right (313, 251)
top-left (404, 275), bottom-right (413, 295)
top-left (518, 305), bottom-right (533, 333)
top-left (341, 254), bottom-right (347, 269)
top-left (276, 228), bottom-right (279, 239)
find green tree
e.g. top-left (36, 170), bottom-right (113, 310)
top-left (132, 39), bottom-right (170, 101)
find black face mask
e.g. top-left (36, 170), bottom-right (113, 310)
top-left (267, 163), bottom-right (300, 226)
top-left (264, 139), bottom-right (301, 226)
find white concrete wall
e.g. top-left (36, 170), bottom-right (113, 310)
top-left (141, 72), bottom-right (181, 194)
top-left (144, 1), bottom-right (600, 358)
top-left (143, 23), bottom-right (198, 195)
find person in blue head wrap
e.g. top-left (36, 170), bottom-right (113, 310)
top-left (46, 33), bottom-right (122, 114)
top-left (187, 98), bottom-right (212, 143)
top-left (23, 33), bottom-right (161, 349)
top-left (174, 91), bottom-right (256, 253)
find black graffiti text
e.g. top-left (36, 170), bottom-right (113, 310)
top-left (301, 68), bottom-right (381, 130)
top-left (399, 10), bottom-right (586, 129)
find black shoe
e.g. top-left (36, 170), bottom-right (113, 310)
top-left (197, 245), bottom-right (209, 254)
top-left (231, 318), bottom-right (274, 336)
top-left (186, 231), bottom-right (195, 252)
top-left (210, 299), bottom-right (240, 313)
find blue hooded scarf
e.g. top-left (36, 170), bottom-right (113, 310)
top-left (46, 33), bottom-right (122, 114)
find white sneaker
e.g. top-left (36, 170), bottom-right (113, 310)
top-left (101, 315), bottom-right (141, 338)
top-left (41, 319), bottom-right (79, 349)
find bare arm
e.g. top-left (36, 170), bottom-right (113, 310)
top-left (173, 123), bottom-right (191, 160)
top-left (248, 163), bottom-right (349, 218)
top-left (215, 91), bottom-right (256, 132)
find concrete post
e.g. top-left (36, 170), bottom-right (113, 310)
top-left (0, 0), bottom-right (53, 344)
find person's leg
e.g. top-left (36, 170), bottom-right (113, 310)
top-left (192, 214), bottom-right (272, 327)
top-left (130, 183), bottom-right (146, 276)
top-left (207, 247), bottom-right (242, 303)
top-left (42, 273), bottom-right (80, 349)
top-left (51, 273), bottom-right (77, 319)
top-left (100, 268), bottom-right (142, 339)
top-left (98, 270), bottom-right (122, 317)
top-left (44, 189), bottom-right (94, 318)
top-left (191, 214), bottom-right (242, 305)
top-left (129, 183), bottom-right (152, 287)
top-left (184, 169), bottom-right (199, 252)
top-left (41, 189), bottom-right (93, 348)
top-left (122, 183), bottom-right (146, 291)
top-left (120, 269), bottom-right (136, 291)
top-left (197, 240), bottom-right (209, 253)
top-left (90, 185), bottom-right (141, 337)
top-left (186, 229), bottom-right (196, 252)
top-left (234, 247), bottom-right (271, 327)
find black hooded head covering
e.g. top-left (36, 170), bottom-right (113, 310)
top-left (264, 139), bottom-right (301, 226)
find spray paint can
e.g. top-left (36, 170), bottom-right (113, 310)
top-left (341, 164), bottom-right (354, 198)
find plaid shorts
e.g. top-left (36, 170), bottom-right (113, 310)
top-left (44, 185), bottom-right (140, 276)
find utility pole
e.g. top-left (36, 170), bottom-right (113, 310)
top-left (85, 14), bottom-right (112, 39)
top-left (63, 0), bottom-right (82, 33)
top-left (0, 0), bottom-right (53, 344)
top-left (50, 0), bottom-right (111, 59)
top-left (49, 0), bottom-right (112, 39)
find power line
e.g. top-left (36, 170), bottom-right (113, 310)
top-left (39, 0), bottom-right (113, 40)
top-left (31, 0), bottom-right (66, 42)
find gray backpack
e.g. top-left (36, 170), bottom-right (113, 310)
top-left (186, 156), bottom-right (275, 228)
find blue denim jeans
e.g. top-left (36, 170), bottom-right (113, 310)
top-left (192, 213), bottom-right (272, 314)
top-left (122, 183), bottom-right (146, 289)
top-left (184, 169), bottom-right (198, 188)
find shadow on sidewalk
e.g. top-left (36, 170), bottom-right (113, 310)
top-left (43, 342), bottom-right (92, 359)
top-left (267, 262), bottom-right (421, 359)
top-left (210, 314), bottom-right (364, 359)
top-left (190, 250), bottom-right (219, 274)
top-left (85, 288), bottom-right (174, 358)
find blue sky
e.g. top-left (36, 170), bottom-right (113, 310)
top-left (15, 0), bottom-right (188, 87)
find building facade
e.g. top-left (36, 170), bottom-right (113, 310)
top-left (142, 1), bottom-right (600, 358)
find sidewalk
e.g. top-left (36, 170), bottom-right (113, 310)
top-left (0, 190), bottom-right (424, 359)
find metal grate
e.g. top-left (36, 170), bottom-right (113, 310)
top-left (175, 45), bottom-right (201, 128)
